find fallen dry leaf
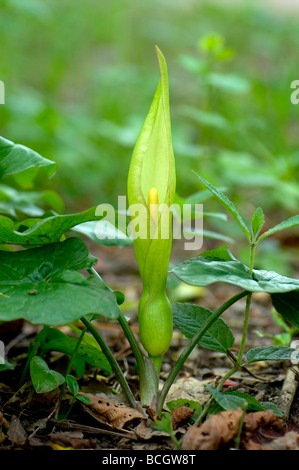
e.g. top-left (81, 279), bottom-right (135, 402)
top-left (134, 420), bottom-right (170, 440)
top-left (181, 408), bottom-right (243, 450)
top-left (243, 409), bottom-right (284, 441)
top-left (170, 406), bottom-right (194, 430)
top-left (78, 393), bottom-right (146, 430)
top-left (7, 415), bottom-right (27, 447)
top-left (182, 408), bottom-right (286, 450)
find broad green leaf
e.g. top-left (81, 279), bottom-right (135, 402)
top-left (30, 356), bottom-right (65, 393)
top-left (42, 328), bottom-right (111, 374)
top-left (258, 215), bottom-right (299, 243)
top-left (0, 206), bottom-right (118, 247)
top-left (206, 385), bottom-right (247, 410)
top-left (246, 346), bottom-right (299, 363)
top-left (0, 136), bottom-right (56, 180)
top-left (271, 291), bottom-right (299, 328)
top-left (260, 402), bottom-right (283, 417)
top-left (252, 270), bottom-right (299, 293)
top-left (171, 249), bottom-right (299, 293)
top-left (72, 220), bottom-right (132, 247)
top-left (66, 374), bottom-right (79, 396)
top-left (251, 207), bottom-right (264, 240)
top-left (0, 238), bottom-right (121, 324)
top-left (224, 392), bottom-right (264, 411)
top-left (0, 185), bottom-right (64, 218)
top-left (195, 174), bottom-right (251, 240)
top-left (172, 303), bottom-right (234, 353)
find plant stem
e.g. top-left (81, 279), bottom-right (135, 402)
top-left (88, 266), bottom-right (156, 406)
top-left (19, 326), bottom-right (49, 387)
top-left (236, 293), bottom-right (252, 366)
top-left (55, 326), bottom-right (87, 419)
top-left (80, 316), bottom-right (137, 409)
top-left (195, 243), bottom-right (257, 424)
top-left (156, 290), bottom-right (248, 416)
top-left (117, 311), bottom-right (145, 372)
top-left (236, 242), bottom-right (255, 367)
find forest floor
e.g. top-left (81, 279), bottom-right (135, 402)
top-left (0, 239), bottom-right (299, 451)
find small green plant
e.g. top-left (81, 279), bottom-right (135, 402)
top-left (254, 308), bottom-right (299, 347)
top-left (1, 47), bottom-right (299, 429)
top-left (63, 375), bottom-right (91, 420)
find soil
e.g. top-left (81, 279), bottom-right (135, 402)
top-left (1, 239), bottom-right (299, 451)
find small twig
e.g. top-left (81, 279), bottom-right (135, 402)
top-left (49, 419), bottom-right (140, 440)
top-left (227, 350), bottom-right (270, 382)
top-left (277, 365), bottom-right (299, 420)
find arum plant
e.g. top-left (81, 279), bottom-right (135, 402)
top-left (127, 45), bottom-right (176, 373)
top-left (3, 47), bottom-right (299, 428)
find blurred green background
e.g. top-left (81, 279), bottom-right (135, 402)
top-left (1, 0), bottom-right (299, 272)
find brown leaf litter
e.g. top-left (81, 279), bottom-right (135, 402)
top-left (181, 409), bottom-right (291, 450)
top-left (78, 393), bottom-right (146, 430)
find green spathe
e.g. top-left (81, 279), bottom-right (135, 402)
top-left (127, 46), bottom-right (176, 366)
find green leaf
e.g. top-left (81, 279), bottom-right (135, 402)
top-left (172, 303), bottom-right (234, 353)
top-left (246, 346), bottom-right (299, 363)
top-left (199, 245), bottom-right (236, 261)
top-left (76, 394), bottom-right (92, 404)
top-left (0, 185), bottom-right (64, 218)
top-left (195, 174), bottom-right (251, 240)
top-left (42, 328), bottom-right (111, 374)
top-left (258, 215), bottom-right (299, 243)
top-left (206, 385), bottom-right (247, 410)
top-left (260, 402), bottom-right (283, 417)
top-left (206, 73), bottom-right (250, 94)
top-left (30, 356), bottom-right (65, 393)
top-left (0, 136), bottom-right (56, 180)
top-left (171, 249), bottom-right (299, 293)
top-left (252, 270), bottom-right (299, 293)
top-left (251, 207), bottom-right (265, 240)
top-left (271, 291), bottom-right (299, 328)
top-left (224, 392), bottom-right (264, 411)
top-left (0, 206), bottom-right (114, 247)
top-left (0, 238), bottom-right (121, 324)
top-left (66, 374), bottom-right (79, 397)
top-left (0, 361), bottom-right (15, 373)
top-left (166, 399), bottom-right (202, 422)
top-left (72, 220), bottom-right (132, 247)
